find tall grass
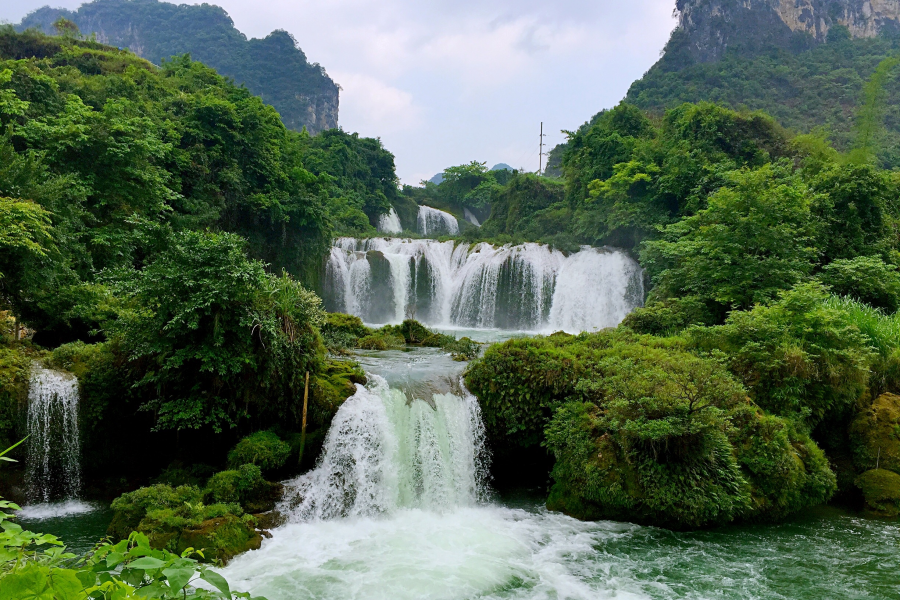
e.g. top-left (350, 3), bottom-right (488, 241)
top-left (825, 295), bottom-right (900, 396)
top-left (824, 295), bottom-right (900, 356)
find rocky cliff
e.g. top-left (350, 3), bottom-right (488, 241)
top-left (18, 0), bottom-right (339, 134)
top-left (673, 0), bottom-right (900, 63)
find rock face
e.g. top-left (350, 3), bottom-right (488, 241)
top-left (674, 0), bottom-right (900, 63)
top-left (18, 0), bottom-right (339, 134)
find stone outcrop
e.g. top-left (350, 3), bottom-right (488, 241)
top-left (18, 1), bottom-right (339, 134)
top-left (674, 0), bottom-right (900, 63)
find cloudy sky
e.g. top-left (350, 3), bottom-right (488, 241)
top-left (2, 0), bottom-right (677, 184)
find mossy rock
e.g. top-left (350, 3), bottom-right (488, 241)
top-left (357, 333), bottom-right (405, 350)
top-left (177, 514), bottom-right (264, 564)
top-left (228, 431), bottom-right (291, 472)
top-left (855, 469), bottom-right (900, 518)
top-left (0, 343), bottom-right (32, 455)
top-left (849, 393), bottom-right (900, 474)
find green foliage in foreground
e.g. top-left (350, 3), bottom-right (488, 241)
top-left (1, 496), bottom-right (263, 599)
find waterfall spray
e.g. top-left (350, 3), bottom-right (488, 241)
top-left (377, 207), bottom-right (403, 234)
top-left (25, 365), bottom-right (82, 503)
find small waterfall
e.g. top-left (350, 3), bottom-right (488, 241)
top-left (377, 207), bottom-right (403, 234)
top-left (324, 238), bottom-right (643, 332)
top-left (463, 208), bottom-right (481, 227)
top-left (25, 365), bottom-right (81, 504)
top-left (417, 205), bottom-right (459, 236)
top-left (280, 376), bottom-right (488, 521)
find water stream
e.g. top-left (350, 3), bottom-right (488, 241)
top-left (218, 345), bottom-right (900, 600)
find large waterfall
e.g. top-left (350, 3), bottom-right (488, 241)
top-left (25, 365), bottom-right (81, 504)
top-left (280, 376), bottom-right (487, 521)
top-left (324, 237), bottom-right (643, 332)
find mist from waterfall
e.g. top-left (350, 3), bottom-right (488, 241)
top-left (25, 365), bottom-right (81, 504)
top-left (324, 238), bottom-right (643, 332)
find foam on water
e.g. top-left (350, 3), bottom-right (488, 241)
top-left (217, 362), bottom-right (900, 600)
top-left (17, 500), bottom-right (99, 520)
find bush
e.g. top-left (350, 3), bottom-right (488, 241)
top-left (819, 256), bottom-right (900, 313)
top-left (621, 296), bottom-right (714, 335)
top-left (357, 332), bottom-right (405, 350)
top-left (0, 344), bottom-right (31, 455)
top-left (321, 313), bottom-right (371, 352)
top-left (228, 431), bottom-right (291, 472)
top-left (688, 283), bottom-right (875, 427)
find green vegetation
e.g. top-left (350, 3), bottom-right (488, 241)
top-left (626, 25), bottom-right (900, 168)
top-left (1, 441), bottom-right (263, 598)
top-left (18, 0), bottom-right (338, 134)
top-left (323, 315), bottom-right (481, 361)
top-left (227, 432), bottom-right (291, 473)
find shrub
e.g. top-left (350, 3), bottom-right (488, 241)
top-left (688, 283), bottom-right (875, 427)
top-left (357, 332), bottom-right (405, 350)
top-left (321, 313), bottom-right (371, 352)
top-left (205, 464), bottom-right (266, 505)
top-left (819, 256), bottom-right (900, 313)
top-left (227, 431), bottom-right (291, 472)
top-left (621, 296), bottom-right (714, 335)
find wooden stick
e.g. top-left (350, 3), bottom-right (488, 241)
top-left (299, 371), bottom-right (309, 466)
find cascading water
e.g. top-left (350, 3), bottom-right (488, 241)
top-left (280, 376), bottom-right (487, 521)
top-left (377, 207), bottom-right (403, 234)
top-left (323, 238), bottom-right (643, 331)
top-left (417, 205), bottom-right (459, 236)
top-left (25, 365), bottom-right (81, 504)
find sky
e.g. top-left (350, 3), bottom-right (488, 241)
top-left (2, 0), bottom-right (678, 184)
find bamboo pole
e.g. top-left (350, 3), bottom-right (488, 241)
top-left (299, 371), bottom-right (309, 466)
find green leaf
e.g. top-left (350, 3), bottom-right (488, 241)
top-left (163, 566), bottom-right (195, 591)
top-left (0, 564), bottom-right (84, 600)
top-left (200, 570), bottom-right (232, 597)
top-left (128, 556), bottom-right (166, 570)
top-left (106, 551), bottom-right (126, 568)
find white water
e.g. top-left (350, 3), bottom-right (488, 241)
top-left (377, 207), bottom-right (403, 234)
top-left (25, 365), bottom-right (81, 504)
top-left (279, 376), bottom-right (487, 521)
top-left (417, 205), bottom-right (460, 236)
top-left (464, 207), bottom-right (481, 227)
top-left (324, 238), bottom-right (643, 332)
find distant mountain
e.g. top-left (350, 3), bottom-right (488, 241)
top-left (18, 0), bottom-right (339, 134)
top-left (491, 163), bottom-right (513, 171)
top-left (551, 0), bottom-right (900, 169)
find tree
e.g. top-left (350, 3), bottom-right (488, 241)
top-left (111, 231), bottom-right (324, 433)
top-left (642, 163), bottom-right (817, 312)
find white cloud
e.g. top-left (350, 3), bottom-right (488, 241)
top-left (330, 71), bottom-right (423, 136)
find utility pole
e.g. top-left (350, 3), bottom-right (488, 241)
top-left (538, 122), bottom-right (546, 175)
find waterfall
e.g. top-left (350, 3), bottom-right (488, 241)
top-left (417, 206), bottom-right (459, 236)
top-left (377, 207), bottom-right (403, 234)
top-left (324, 238), bottom-right (644, 332)
top-left (25, 365), bottom-right (81, 504)
top-left (463, 208), bottom-right (481, 227)
top-left (280, 376), bottom-right (488, 521)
